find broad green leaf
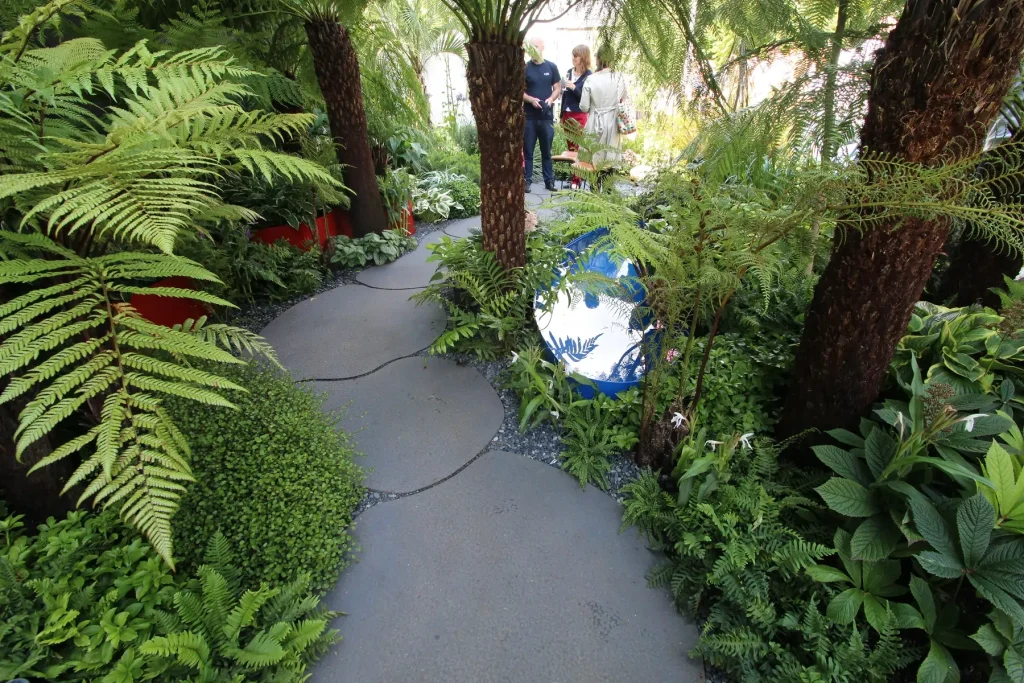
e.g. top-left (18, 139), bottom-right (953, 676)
top-left (826, 588), bottom-right (863, 625)
top-left (958, 495), bottom-right (995, 568)
top-left (890, 601), bottom-right (925, 630)
top-left (917, 551), bottom-right (966, 579)
top-left (910, 575), bottom-right (937, 632)
top-left (816, 478), bottom-right (878, 518)
top-left (1006, 645), bottom-right (1024, 683)
top-left (973, 623), bottom-right (1008, 656)
top-left (865, 428), bottom-right (896, 480)
top-left (862, 595), bottom-right (891, 632)
top-left (851, 515), bottom-right (900, 561)
top-left (806, 564), bottom-right (852, 583)
top-left (917, 640), bottom-right (960, 683)
top-left (909, 496), bottom-right (959, 559)
top-left (813, 445), bottom-right (870, 486)
top-left (827, 428), bottom-right (865, 448)
top-left (970, 575), bottom-right (1024, 627)
top-left (862, 559), bottom-right (904, 597)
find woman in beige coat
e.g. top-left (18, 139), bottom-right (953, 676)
top-left (580, 43), bottom-right (628, 167)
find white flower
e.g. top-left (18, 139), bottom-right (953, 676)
top-left (895, 411), bottom-right (906, 440)
top-left (551, 410), bottom-right (560, 420)
top-left (548, 379), bottom-right (554, 391)
top-left (739, 433), bottom-right (754, 450)
top-left (961, 413), bottom-right (988, 432)
top-left (705, 439), bottom-right (723, 451)
top-left (671, 412), bottom-right (687, 429)
top-left (511, 351), bottom-right (519, 364)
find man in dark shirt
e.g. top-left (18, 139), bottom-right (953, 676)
top-left (522, 37), bottom-right (561, 192)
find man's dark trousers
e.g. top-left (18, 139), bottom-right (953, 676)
top-left (524, 116), bottom-right (555, 187)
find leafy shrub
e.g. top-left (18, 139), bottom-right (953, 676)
top-left (690, 332), bottom-right (795, 437)
top-left (219, 172), bottom-right (317, 230)
top-left (445, 175), bottom-right (481, 219)
top-left (378, 167), bottom-right (416, 230)
top-left (413, 171), bottom-right (480, 222)
top-left (452, 121), bottom-right (478, 155)
top-left (330, 229), bottom-right (417, 268)
top-left (0, 511), bottom-right (335, 682)
top-left (423, 146), bottom-right (482, 184)
top-left (166, 363), bottom-right (364, 591)
top-left (412, 233), bottom-right (563, 359)
top-left (178, 227), bottom-right (324, 304)
top-left (622, 439), bottom-right (912, 681)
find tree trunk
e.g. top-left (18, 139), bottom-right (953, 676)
top-left (466, 41), bottom-right (526, 270)
top-left (779, 0), bottom-right (1024, 438)
top-left (0, 397), bottom-right (74, 526)
top-left (305, 19), bottom-right (389, 237)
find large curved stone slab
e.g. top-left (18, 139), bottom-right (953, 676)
top-left (311, 357), bottom-right (503, 492)
top-left (525, 192), bottom-right (544, 209)
top-left (443, 217), bottom-right (480, 240)
top-left (314, 450), bottom-right (703, 683)
top-left (355, 231), bottom-right (447, 290)
top-left (260, 286), bottom-right (443, 380)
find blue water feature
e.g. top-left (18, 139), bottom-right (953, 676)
top-left (534, 228), bottom-right (656, 398)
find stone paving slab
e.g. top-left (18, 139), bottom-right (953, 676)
top-left (314, 450), bottom-right (704, 683)
top-left (355, 230), bottom-right (446, 290)
top-left (311, 357), bottom-right (504, 492)
top-left (525, 192), bottom-right (544, 209)
top-left (260, 285), bottom-right (444, 380)
top-left (443, 217), bottom-right (481, 240)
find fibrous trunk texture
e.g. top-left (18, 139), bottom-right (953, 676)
top-left (305, 19), bottom-right (388, 237)
top-left (466, 41), bottom-right (526, 269)
top-left (780, 0), bottom-right (1024, 438)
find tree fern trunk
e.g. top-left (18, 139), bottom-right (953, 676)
top-left (304, 19), bottom-right (388, 237)
top-left (779, 0), bottom-right (1024, 438)
top-left (466, 40), bottom-right (526, 270)
top-left (0, 394), bottom-right (72, 525)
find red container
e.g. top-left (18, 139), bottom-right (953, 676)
top-left (251, 213), bottom-right (350, 251)
top-left (130, 277), bottom-right (210, 328)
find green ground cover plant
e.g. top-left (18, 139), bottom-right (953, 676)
top-left (0, 508), bottom-right (335, 682)
top-left (165, 363), bottom-right (364, 591)
top-left (331, 230), bottom-right (417, 268)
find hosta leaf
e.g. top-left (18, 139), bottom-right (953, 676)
top-left (816, 478), bottom-right (878, 517)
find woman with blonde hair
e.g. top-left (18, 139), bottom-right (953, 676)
top-left (560, 44), bottom-right (592, 189)
top-left (580, 42), bottom-right (628, 167)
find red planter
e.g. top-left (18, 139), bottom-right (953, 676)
top-left (249, 203), bottom-right (410, 251)
top-left (131, 277), bottom-right (210, 328)
top-left (251, 212), bottom-right (353, 251)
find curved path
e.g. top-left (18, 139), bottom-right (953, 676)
top-left (261, 202), bottom-right (703, 682)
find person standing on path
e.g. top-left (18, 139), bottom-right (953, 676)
top-left (560, 44), bottom-right (592, 190)
top-left (580, 43), bottom-right (628, 168)
top-left (522, 37), bottom-right (561, 193)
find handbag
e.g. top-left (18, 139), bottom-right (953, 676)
top-left (615, 77), bottom-right (636, 135)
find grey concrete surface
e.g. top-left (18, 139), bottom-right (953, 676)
top-left (260, 285), bottom-right (444, 380)
top-left (443, 217), bottom-right (481, 240)
top-left (313, 450), bottom-right (704, 683)
top-left (355, 230), bottom-right (446, 290)
top-left (311, 357), bottom-right (504, 492)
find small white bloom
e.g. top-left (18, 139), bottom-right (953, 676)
top-left (895, 411), bottom-right (906, 440)
top-left (548, 379), bottom-right (554, 391)
top-left (961, 413), bottom-right (988, 432)
top-left (671, 412), bottom-right (687, 429)
top-left (739, 433), bottom-right (754, 450)
top-left (551, 410), bottom-right (560, 420)
top-left (705, 439), bottom-right (723, 451)
top-left (511, 351), bottom-right (519, 364)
